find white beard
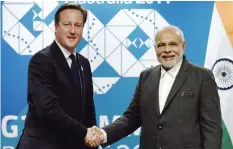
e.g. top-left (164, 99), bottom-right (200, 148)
top-left (158, 51), bottom-right (184, 68)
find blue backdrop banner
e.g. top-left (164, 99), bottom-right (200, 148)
top-left (1, 1), bottom-right (215, 149)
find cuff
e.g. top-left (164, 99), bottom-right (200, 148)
top-left (100, 129), bottom-right (107, 143)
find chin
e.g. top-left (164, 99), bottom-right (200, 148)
top-left (66, 43), bottom-right (76, 49)
top-left (162, 63), bottom-right (175, 68)
top-left (160, 56), bottom-right (182, 67)
top-left (161, 60), bottom-right (176, 68)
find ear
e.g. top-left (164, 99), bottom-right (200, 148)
top-left (182, 41), bottom-right (186, 51)
top-left (54, 23), bottom-right (58, 33)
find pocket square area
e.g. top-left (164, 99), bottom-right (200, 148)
top-left (181, 88), bottom-right (193, 96)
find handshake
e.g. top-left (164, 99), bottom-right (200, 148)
top-left (85, 126), bottom-right (105, 148)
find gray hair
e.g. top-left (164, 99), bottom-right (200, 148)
top-left (155, 25), bottom-right (185, 44)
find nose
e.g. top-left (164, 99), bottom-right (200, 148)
top-left (164, 44), bottom-right (171, 53)
top-left (69, 25), bottom-right (75, 34)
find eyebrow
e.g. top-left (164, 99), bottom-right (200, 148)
top-left (169, 41), bottom-right (178, 44)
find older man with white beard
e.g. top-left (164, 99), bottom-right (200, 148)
top-left (86, 25), bottom-right (222, 149)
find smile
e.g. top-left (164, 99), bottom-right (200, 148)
top-left (67, 37), bottom-right (76, 40)
top-left (162, 55), bottom-right (175, 60)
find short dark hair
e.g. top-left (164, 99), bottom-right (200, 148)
top-left (54, 3), bottom-right (87, 26)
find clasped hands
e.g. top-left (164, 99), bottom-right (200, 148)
top-left (85, 126), bottom-right (104, 148)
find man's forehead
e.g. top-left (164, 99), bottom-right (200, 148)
top-left (156, 29), bottom-right (182, 42)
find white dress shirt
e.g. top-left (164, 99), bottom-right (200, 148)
top-left (55, 39), bottom-right (76, 68)
top-left (159, 59), bottom-right (183, 113)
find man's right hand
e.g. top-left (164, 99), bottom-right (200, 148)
top-left (85, 126), bottom-right (104, 148)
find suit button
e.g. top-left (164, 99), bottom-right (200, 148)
top-left (158, 125), bottom-right (162, 129)
top-left (68, 138), bottom-right (74, 144)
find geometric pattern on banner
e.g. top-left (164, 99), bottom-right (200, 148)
top-left (2, 2), bottom-right (169, 94)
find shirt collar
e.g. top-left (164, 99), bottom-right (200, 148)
top-left (55, 39), bottom-right (76, 59)
top-left (160, 58), bottom-right (183, 78)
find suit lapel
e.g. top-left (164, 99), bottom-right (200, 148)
top-left (161, 58), bottom-right (190, 115)
top-left (76, 54), bottom-right (86, 113)
top-left (148, 66), bottom-right (161, 117)
top-left (50, 41), bottom-right (74, 85)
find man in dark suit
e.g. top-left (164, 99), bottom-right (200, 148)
top-left (16, 3), bottom-right (99, 149)
top-left (86, 25), bottom-right (222, 149)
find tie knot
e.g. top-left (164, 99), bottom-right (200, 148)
top-left (70, 54), bottom-right (75, 61)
